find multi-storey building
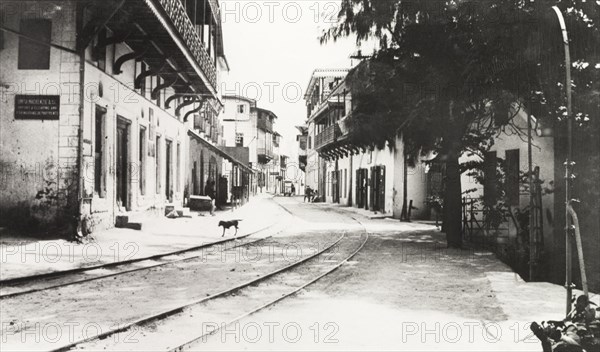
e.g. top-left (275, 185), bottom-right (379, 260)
top-left (220, 95), bottom-right (283, 194)
top-left (291, 125), bottom-right (308, 195)
top-left (0, 0), bottom-right (249, 238)
top-left (304, 67), bottom-right (429, 218)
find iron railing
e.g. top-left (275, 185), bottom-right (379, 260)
top-left (155, 0), bottom-right (217, 89)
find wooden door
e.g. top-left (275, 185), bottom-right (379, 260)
top-left (116, 121), bottom-right (129, 209)
top-left (377, 166), bottom-right (386, 212)
top-left (165, 140), bottom-right (172, 200)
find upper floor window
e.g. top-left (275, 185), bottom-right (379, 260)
top-left (237, 104), bottom-right (245, 113)
top-left (18, 19), bottom-right (51, 69)
top-left (235, 133), bottom-right (244, 147)
top-left (93, 28), bottom-right (107, 72)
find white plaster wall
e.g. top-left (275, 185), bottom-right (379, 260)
top-left (459, 111), bottom-right (555, 241)
top-left (0, 1), bottom-right (79, 227)
top-left (82, 63), bottom-right (188, 230)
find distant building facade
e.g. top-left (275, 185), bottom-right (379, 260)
top-left (304, 68), bottom-right (428, 218)
top-left (220, 95), bottom-right (282, 195)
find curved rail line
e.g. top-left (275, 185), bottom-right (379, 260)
top-left (65, 205), bottom-right (371, 352)
top-left (173, 231), bottom-right (370, 351)
top-left (0, 220), bottom-right (280, 287)
top-left (52, 232), bottom-right (348, 352)
top-left (0, 235), bottom-right (275, 299)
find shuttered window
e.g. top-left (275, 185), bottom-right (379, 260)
top-left (18, 19), bottom-right (51, 69)
top-left (483, 151), bottom-right (497, 205)
top-left (505, 149), bottom-right (520, 206)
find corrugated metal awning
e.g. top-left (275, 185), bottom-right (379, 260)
top-left (188, 130), bottom-right (253, 174)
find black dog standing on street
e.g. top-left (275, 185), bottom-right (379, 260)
top-left (218, 219), bottom-right (242, 237)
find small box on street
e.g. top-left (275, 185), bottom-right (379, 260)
top-left (188, 195), bottom-right (212, 211)
top-left (164, 205), bottom-right (175, 216)
top-left (115, 215), bottom-right (129, 228)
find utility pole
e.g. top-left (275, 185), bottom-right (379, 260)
top-left (527, 107), bottom-right (534, 282)
top-left (552, 6), bottom-right (574, 316)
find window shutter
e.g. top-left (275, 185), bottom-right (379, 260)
top-left (18, 19), bottom-right (52, 69)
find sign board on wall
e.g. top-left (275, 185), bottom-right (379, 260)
top-left (14, 95), bottom-right (60, 120)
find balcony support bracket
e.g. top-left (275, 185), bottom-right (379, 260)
top-left (152, 75), bottom-right (178, 100)
top-left (165, 93), bottom-right (183, 109)
top-left (93, 29), bottom-right (132, 60)
top-left (175, 96), bottom-right (197, 117)
top-left (184, 100), bottom-right (205, 122)
top-left (113, 44), bottom-right (149, 75)
top-left (134, 58), bottom-right (168, 89)
top-left (78, 0), bottom-right (126, 51)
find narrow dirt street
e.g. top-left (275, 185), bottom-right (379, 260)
top-left (1, 197), bottom-right (591, 351)
top-left (194, 197), bottom-right (577, 351)
top-left (0, 197), bottom-right (364, 351)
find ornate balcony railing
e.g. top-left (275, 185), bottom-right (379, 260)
top-left (155, 0), bottom-right (217, 89)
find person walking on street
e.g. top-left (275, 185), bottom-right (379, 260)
top-left (304, 186), bottom-right (311, 202)
top-left (205, 179), bottom-right (216, 216)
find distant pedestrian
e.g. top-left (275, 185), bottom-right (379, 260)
top-left (304, 186), bottom-right (311, 202)
top-left (205, 179), bottom-right (216, 216)
top-left (291, 184), bottom-right (295, 196)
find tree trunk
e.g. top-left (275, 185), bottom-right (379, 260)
top-left (444, 150), bottom-right (463, 248)
top-left (443, 100), bottom-right (463, 248)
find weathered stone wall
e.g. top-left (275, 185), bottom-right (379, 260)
top-left (0, 1), bottom-right (79, 235)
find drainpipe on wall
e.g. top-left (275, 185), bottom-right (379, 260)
top-left (527, 106), bottom-right (534, 282)
top-left (74, 2), bottom-right (86, 241)
top-left (347, 152), bottom-right (353, 206)
top-left (74, 0), bottom-right (126, 240)
top-left (551, 6), bottom-right (574, 316)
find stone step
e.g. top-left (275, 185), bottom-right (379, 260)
top-left (125, 222), bottom-right (142, 230)
top-left (176, 207), bottom-right (191, 216)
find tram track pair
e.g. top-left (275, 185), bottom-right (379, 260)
top-left (1, 201), bottom-right (370, 352)
top-left (0, 221), bottom-right (283, 299)
top-left (61, 213), bottom-right (369, 352)
top-left (175, 232), bottom-right (369, 351)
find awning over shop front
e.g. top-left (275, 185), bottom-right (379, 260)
top-left (188, 130), bottom-right (253, 174)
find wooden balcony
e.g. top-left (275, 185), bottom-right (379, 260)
top-left (257, 118), bottom-right (273, 133)
top-left (154, 0), bottom-right (217, 89)
top-left (257, 147), bottom-right (274, 161)
top-left (314, 124), bottom-right (342, 151)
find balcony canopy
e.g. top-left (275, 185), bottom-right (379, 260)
top-left (188, 130), bottom-right (253, 173)
top-left (304, 68), bottom-right (349, 101)
top-left (86, 0), bottom-right (224, 99)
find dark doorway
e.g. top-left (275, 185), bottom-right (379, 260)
top-left (200, 152), bottom-right (205, 195)
top-left (371, 165), bottom-right (386, 212)
top-left (116, 119), bottom-right (129, 209)
top-left (218, 175), bottom-right (228, 206)
top-left (332, 170), bottom-right (340, 203)
top-left (356, 168), bottom-right (368, 209)
top-left (193, 161), bottom-right (199, 195)
top-left (165, 139), bottom-right (172, 201)
top-left (94, 106), bottom-right (106, 197)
